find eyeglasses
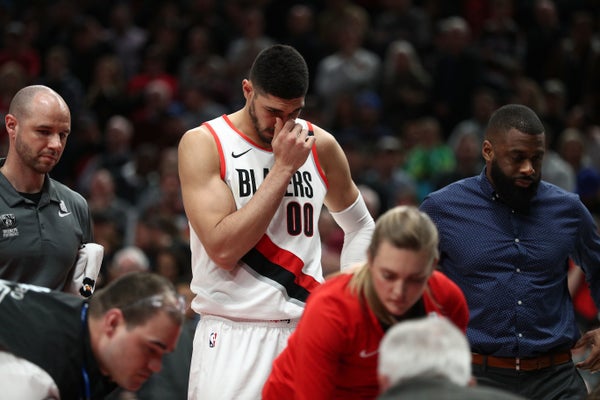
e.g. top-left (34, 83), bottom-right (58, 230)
top-left (120, 293), bottom-right (187, 316)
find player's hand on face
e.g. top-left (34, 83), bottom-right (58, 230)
top-left (272, 117), bottom-right (316, 172)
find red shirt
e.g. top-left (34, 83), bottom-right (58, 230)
top-left (262, 270), bottom-right (469, 400)
top-left (569, 258), bottom-right (599, 321)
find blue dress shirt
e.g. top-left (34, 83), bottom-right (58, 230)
top-left (420, 169), bottom-right (600, 357)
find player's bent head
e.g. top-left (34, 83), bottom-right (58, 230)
top-left (249, 44), bottom-right (309, 100)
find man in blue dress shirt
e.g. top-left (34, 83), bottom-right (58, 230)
top-left (420, 104), bottom-right (600, 399)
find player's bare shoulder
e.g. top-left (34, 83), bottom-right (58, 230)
top-left (178, 123), bottom-right (220, 174)
top-left (310, 123), bottom-right (338, 153)
top-left (180, 123), bottom-right (219, 155)
top-left (310, 124), bottom-right (345, 165)
top-left (179, 123), bottom-right (213, 148)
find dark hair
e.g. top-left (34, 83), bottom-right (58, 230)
top-left (249, 44), bottom-right (309, 99)
top-left (88, 272), bottom-right (184, 327)
top-left (485, 104), bottom-right (545, 140)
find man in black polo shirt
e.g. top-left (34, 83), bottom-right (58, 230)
top-left (0, 272), bottom-right (184, 399)
top-left (0, 85), bottom-right (96, 292)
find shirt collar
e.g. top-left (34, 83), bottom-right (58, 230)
top-left (0, 158), bottom-right (58, 207)
top-left (477, 167), bottom-right (497, 201)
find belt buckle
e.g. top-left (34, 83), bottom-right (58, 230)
top-left (515, 357), bottom-right (520, 371)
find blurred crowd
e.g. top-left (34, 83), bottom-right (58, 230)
top-left (0, 0), bottom-right (599, 285)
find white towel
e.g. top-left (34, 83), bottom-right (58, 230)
top-left (65, 243), bottom-right (104, 297)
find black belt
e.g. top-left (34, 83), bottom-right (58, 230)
top-left (472, 351), bottom-right (572, 371)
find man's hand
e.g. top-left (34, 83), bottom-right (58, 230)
top-left (271, 118), bottom-right (316, 174)
top-left (574, 327), bottom-right (600, 372)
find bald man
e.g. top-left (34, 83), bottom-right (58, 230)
top-left (0, 85), bottom-right (94, 291)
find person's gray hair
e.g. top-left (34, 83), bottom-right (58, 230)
top-left (111, 246), bottom-right (150, 273)
top-left (378, 316), bottom-right (472, 387)
top-left (106, 115), bottom-right (134, 139)
top-left (437, 16), bottom-right (470, 34)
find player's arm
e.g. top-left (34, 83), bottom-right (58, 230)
top-left (178, 118), bottom-right (314, 270)
top-left (315, 126), bottom-right (375, 271)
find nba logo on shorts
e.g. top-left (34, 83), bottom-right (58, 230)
top-left (209, 332), bottom-right (218, 348)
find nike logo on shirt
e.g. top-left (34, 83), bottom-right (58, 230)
top-left (232, 149), bottom-right (252, 158)
top-left (359, 349), bottom-right (378, 358)
top-left (58, 200), bottom-right (71, 217)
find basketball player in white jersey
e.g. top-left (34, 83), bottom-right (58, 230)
top-left (178, 44), bottom-right (375, 400)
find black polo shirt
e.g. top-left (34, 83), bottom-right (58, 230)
top-left (0, 159), bottom-right (93, 290)
top-left (0, 279), bottom-right (116, 399)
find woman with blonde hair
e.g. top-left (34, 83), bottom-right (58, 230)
top-left (263, 205), bottom-right (468, 400)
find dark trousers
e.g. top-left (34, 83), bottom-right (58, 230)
top-left (472, 361), bottom-right (588, 400)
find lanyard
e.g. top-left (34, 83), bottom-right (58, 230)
top-left (80, 303), bottom-right (91, 400)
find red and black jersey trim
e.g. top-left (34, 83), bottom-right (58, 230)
top-left (241, 235), bottom-right (320, 303)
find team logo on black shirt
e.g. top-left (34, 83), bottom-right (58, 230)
top-left (0, 214), bottom-right (15, 228)
top-left (0, 214), bottom-right (18, 238)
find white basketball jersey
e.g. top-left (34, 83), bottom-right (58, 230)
top-left (190, 115), bottom-right (329, 320)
